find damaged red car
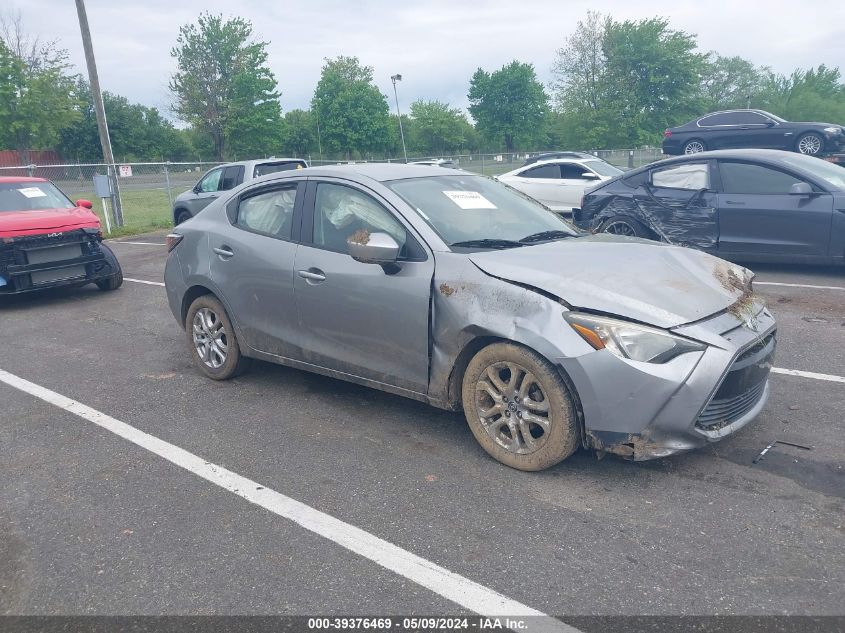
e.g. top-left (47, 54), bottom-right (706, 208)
top-left (0, 177), bottom-right (123, 295)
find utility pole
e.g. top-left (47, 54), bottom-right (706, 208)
top-left (75, 0), bottom-right (123, 226)
top-left (391, 74), bottom-right (408, 163)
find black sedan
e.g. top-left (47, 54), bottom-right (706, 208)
top-left (662, 109), bottom-right (845, 156)
top-left (573, 149), bottom-right (845, 265)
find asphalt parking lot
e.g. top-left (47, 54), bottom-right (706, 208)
top-left (1, 232), bottom-right (843, 627)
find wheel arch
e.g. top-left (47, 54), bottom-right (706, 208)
top-left (181, 284), bottom-right (216, 326)
top-left (445, 335), bottom-right (587, 448)
top-left (173, 206), bottom-right (191, 224)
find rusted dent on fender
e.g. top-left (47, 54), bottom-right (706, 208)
top-left (712, 261), bottom-right (764, 323)
top-left (426, 254), bottom-right (587, 412)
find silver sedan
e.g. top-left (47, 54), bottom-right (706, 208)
top-left (164, 164), bottom-right (776, 471)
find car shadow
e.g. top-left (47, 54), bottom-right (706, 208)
top-left (0, 284), bottom-right (107, 312)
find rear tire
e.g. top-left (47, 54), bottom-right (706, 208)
top-left (683, 139), bottom-right (706, 154)
top-left (461, 342), bottom-right (579, 471)
top-left (185, 294), bottom-right (251, 380)
top-left (599, 215), bottom-right (654, 239)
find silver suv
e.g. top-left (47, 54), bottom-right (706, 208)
top-left (172, 158), bottom-right (307, 225)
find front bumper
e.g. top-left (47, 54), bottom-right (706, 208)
top-left (560, 305), bottom-right (777, 460)
top-left (0, 229), bottom-right (114, 294)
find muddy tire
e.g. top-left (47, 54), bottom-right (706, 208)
top-left (598, 215), bottom-right (654, 239)
top-left (461, 342), bottom-right (579, 471)
top-left (185, 294), bottom-right (251, 380)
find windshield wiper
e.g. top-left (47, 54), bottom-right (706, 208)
top-left (449, 238), bottom-right (523, 249)
top-left (518, 230), bottom-right (577, 244)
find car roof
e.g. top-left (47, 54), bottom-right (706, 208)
top-left (251, 162), bottom-right (468, 184)
top-left (218, 157), bottom-right (307, 168)
top-left (521, 157), bottom-right (599, 169)
top-left (0, 176), bottom-right (48, 183)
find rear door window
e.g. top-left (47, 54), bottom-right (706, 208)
top-left (235, 185), bottom-right (298, 239)
top-left (220, 165), bottom-right (245, 191)
top-left (651, 163), bottom-right (710, 190)
top-left (698, 113), bottom-right (737, 127)
top-left (522, 164), bottom-right (561, 179)
top-left (719, 162), bottom-right (808, 194)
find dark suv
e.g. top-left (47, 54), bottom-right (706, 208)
top-left (663, 110), bottom-right (845, 157)
top-left (172, 158), bottom-right (307, 225)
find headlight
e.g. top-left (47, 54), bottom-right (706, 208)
top-left (564, 313), bottom-right (706, 363)
top-left (823, 127), bottom-right (842, 135)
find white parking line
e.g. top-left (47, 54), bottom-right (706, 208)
top-left (755, 281), bottom-right (845, 291)
top-left (124, 278), bottom-right (165, 287)
top-left (109, 241), bottom-right (166, 246)
top-left (771, 367), bottom-right (845, 384)
top-left (0, 367), bottom-right (577, 633)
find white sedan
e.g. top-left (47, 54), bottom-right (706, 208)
top-left (496, 158), bottom-right (623, 214)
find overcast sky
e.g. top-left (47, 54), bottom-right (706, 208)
top-left (9, 0), bottom-right (845, 122)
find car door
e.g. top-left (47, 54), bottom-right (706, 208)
top-left (505, 164), bottom-right (564, 209)
top-left (209, 180), bottom-right (305, 358)
top-left (636, 161), bottom-right (719, 248)
top-left (715, 160), bottom-right (833, 260)
top-left (696, 113), bottom-right (738, 149)
top-left (558, 163), bottom-right (601, 210)
top-left (292, 179), bottom-right (434, 394)
top-left (187, 167), bottom-right (224, 216)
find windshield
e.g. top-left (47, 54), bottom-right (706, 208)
top-left (780, 154), bottom-right (845, 190)
top-left (0, 181), bottom-right (75, 212)
top-left (584, 160), bottom-right (623, 177)
top-left (385, 174), bottom-right (579, 248)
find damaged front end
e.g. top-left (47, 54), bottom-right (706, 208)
top-left (0, 228), bottom-right (116, 294)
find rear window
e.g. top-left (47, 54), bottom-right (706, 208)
top-left (253, 162), bottom-right (306, 178)
top-left (0, 182), bottom-right (75, 212)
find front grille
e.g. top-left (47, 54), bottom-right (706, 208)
top-left (696, 332), bottom-right (776, 431)
top-left (0, 229), bottom-right (102, 292)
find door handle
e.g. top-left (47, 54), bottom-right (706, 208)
top-left (723, 200), bottom-right (746, 205)
top-left (213, 246), bottom-right (234, 258)
top-left (297, 269), bottom-right (326, 282)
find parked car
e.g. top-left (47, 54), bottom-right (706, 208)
top-left (409, 158), bottom-right (458, 168)
top-left (663, 109), bottom-right (845, 156)
top-left (523, 151), bottom-right (599, 166)
top-left (165, 164), bottom-right (776, 470)
top-left (496, 158), bottom-right (623, 213)
top-left (172, 158), bottom-right (307, 225)
top-left (0, 177), bottom-right (122, 295)
top-left (573, 149), bottom-right (845, 265)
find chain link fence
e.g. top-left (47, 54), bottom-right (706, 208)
top-left (0, 149), bottom-right (664, 234)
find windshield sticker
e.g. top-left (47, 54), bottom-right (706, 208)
top-left (443, 190), bottom-right (497, 210)
top-left (18, 187), bottom-right (47, 198)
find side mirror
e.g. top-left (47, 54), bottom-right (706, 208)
top-left (765, 120), bottom-right (776, 128)
top-left (789, 182), bottom-right (813, 196)
top-left (76, 199), bottom-right (93, 209)
top-left (347, 231), bottom-right (400, 265)
top-left (581, 173), bottom-right (601, 180)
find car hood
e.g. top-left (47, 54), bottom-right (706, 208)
top-left (468, 235), bottom-right (750, 329)
top-left (0, 207), bottom-right (101, 237)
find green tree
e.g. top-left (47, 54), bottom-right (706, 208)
top-left (312, 56), bottom-right (391, 158)
top-left (0, 14), bottom-right (79, 163)
top-left (408, 99), bottom-right (470, 155)
top-left (468, 61), bottom-right (549, 152)
top-left (602, 18), bottom-right (707, 146)
top-left (281, 109), bottom-right (315, 157)
top-left (755, 65), bottom-right (845, 123)
top-left (169, 12), bottom-right (283, 160)
top-left (699, 54), bottom-right (767, 112)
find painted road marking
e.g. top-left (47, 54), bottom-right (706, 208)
top-left (755, 281), bottom-right (845, 291)
top-left (771, 367), bottom-right (845, 384)
top-left (0, 368), bottom-right (578, 633)
top-left (124, 278), bottom-right (165, 287)
top-left (109, 241), bottom-right (165, 246)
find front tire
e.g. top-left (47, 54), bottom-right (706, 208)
top-left (174, 209), bottom-right (192, 225)
top-left (461, 343), bottom-right (580, 471)
top-left (796, 132), bottom-right (823, 155)
top-left (185, 294), bottom-right (251, 380)
top-left (598, 215), bottom-right (653, 239)
top-left (95, 243), bottom-right (123, 291)
top-left (683, 139), bottom-right (706, 154)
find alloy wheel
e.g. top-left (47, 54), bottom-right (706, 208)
top-left (798, 135), bottom-right (822, 155)
top-left (192, 307), bottom-right (228, 368)
top-left (602, 220), bottom-right (637, 236)
top-left (474, 362), bottom-right (551, 455)
top-left (684, 141), bottom-right (705, 154)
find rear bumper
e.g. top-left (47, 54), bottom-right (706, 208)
top-left (0, 229), bottom-right (116, 295)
